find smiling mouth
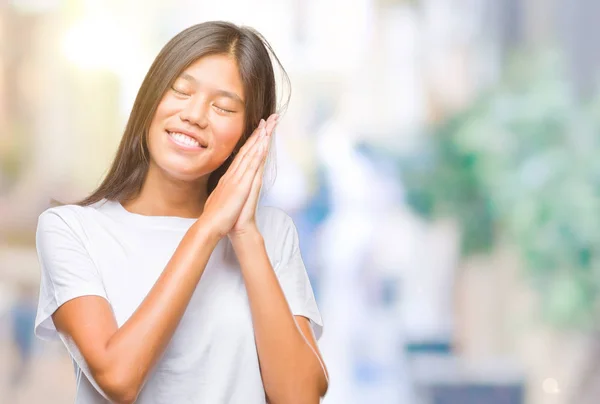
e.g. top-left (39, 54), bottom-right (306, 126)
top-left (166, 131), bottom-right (206, 149)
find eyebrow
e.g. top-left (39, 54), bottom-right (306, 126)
top-left (179, 72), bottom-right (245, 104)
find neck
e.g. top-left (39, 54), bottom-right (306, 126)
top-left (122, 165), bottom-right (209, 219)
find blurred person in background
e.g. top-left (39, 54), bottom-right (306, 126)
top-left (33, 21), bottom-right (327, 404)
top-left (9, 282), bottom-right (37, 387)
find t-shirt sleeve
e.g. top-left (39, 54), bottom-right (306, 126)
top-left (35, 208), bottom-right (113, 400)
top-left (274, 213), bottom-right (324, 340)
top-left (34, 208), bottom-right (108, 341)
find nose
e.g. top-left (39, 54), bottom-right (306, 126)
top-left (179, 95), bottom-right (209, 128)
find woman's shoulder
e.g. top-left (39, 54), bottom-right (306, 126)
top-left (37, 200), bottom-right (106, 232)
top-left (256, 206), bottom-right (301, 256)
top-left (257, 205), bottom-right (295, 232)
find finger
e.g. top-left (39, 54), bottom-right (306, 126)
top-left (227, 119), bottom-right (266, 175)
top-left (248, 155), bottom-right (267, 205)
top-left (245, 153), bottom-right (266, 194)
top-left (239, 114), bottom-right (275, 170)
top-left (236, 135), bottom-right (269, 185)
top-left (267, 113), bottom-right (278, 125)
top-left (228, 113), bottom-right (274, 179)
top-left (228, 119), bottom-right (265, 173)
top-left (261, 115), bottom-right (277, 140)
top-left (231, 119), bottom-right (272, 179)
top-left (240, 166), bottom-right (264, 218)
top-left (241, 118), bottom-right (267, 153)
top-left (265, 114), bottom-right (279, 136)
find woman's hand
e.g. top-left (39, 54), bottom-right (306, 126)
top-left (229, 114), bottom-right (278, 239)
top-left (200, 115), bottom-right (275, 239)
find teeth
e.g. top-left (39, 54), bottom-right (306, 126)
top-left (169, 132), bottom-right (201, 147)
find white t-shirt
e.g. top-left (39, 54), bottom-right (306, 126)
top-left (34, 199), bottom-right (323, 404)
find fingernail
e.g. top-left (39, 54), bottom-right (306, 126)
top-left (258, 119), bottom-right (266, 129)
top-left (260, 127), bottom-right (267, 137)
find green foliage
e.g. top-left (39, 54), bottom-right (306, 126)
top-left (401, 52), bottom-right (600, 329)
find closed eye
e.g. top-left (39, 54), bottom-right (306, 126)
top-left (214, 105), bottom-right (235, 114)
top-left (171, 86), bottom-right (190, 96)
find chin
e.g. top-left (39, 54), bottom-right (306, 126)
top-left (153, 156), bottom-right (220, 184)
top-left (161, 165), bottom-right (209, 182)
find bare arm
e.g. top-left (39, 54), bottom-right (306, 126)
top-left (231, 232), bottom-right (328, 404)
top-left (52, 220), bottom-right (219, 403)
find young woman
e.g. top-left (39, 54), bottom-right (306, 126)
top-left (34, 21), bottom-right (328, 404)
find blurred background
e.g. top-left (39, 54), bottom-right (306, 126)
top-left (1, 0), bottom-right (600, 403)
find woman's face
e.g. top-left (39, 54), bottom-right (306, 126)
top-left (146, 54), bottom-right (246, 182)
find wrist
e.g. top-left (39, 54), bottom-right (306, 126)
top-left (192, 216), bottom-right (224, 246)
top-left (229, 227), bottom-right (263, 251)
top-left (228, 222), bottom-right (260, 240)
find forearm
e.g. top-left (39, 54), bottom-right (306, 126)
top-left (231, 232), bottom-right (324, 404)
top-left (98, 218), bottom-right (220, 398)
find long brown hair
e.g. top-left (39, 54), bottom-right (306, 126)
top-left (78, 21), bottom-right (289, 206)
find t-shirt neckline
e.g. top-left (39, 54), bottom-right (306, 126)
top-left (97, 199), bottom-right (198, 230)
